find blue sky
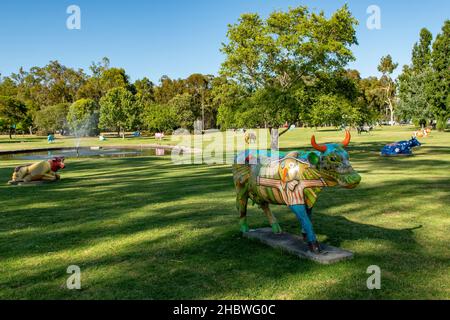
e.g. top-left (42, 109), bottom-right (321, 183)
top-left (0, 0), bottom-right (448, 82)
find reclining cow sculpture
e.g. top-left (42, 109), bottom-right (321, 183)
top-left (232, 131), bottom-right (361, 253)
top-left (381, 137), bottom-right (421, 156)
top-left (8, 157), bottom-right (65, 185)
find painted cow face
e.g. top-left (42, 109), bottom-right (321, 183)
top-left (410, 137), bottom-right (421, 147)
top-left (311, 131), bottom-right (361, 189)
top-left (49, 157), bottom-right (65, 172)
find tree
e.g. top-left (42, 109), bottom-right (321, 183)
top-left (397, 28), bottom-right (433, 126)
top-left (77, 58), bottom-right (132, 101)
top-left (220, 5), bottom-right (358, 147)
top-left (77, 58), bottom-right (110, 101)
top-left (34, 103), bottom-right (70, 134)
top-left (397, 65), bottom-right (434, 126)
top-left (167, 93), bottom-right (196, 130)
top-left (397, 29), bottom-right (434, 126)
top-left (0, 77), bottom-right (18, 97)
top-left (412, 28), bottom-right (433, 72)
top-left (99, 87), bottom-right (139, 136)
top-left (0, 96), bottom-right (27, 138)
top-left (100, 68), bottom-right (131, 93)
top-left (377, 55), bottom-right (398, 125)
top-left (134, 77), bottom-right (155, 104)
top-left (429, 20), bottom-right (450, 130)
top-left (185, 74), bottom-right (214, 130)
top-left (67, 99), bottom-right (99, 136)
top-left (144, 103), bottom-right (179, 133)
top-left (309, 94), bottom-right (359, 127)
top-left (10, 61), bottom-right (86, 107)
top-left (214, 77), bottom-right (249, 130)
top-left (154, 76), bottom-right (185, 104)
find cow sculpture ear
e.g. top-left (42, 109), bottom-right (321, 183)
top-left (308, 152), bottom-right (320, 166)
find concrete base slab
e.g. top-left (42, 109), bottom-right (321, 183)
top-left (243, 228), bottom-right (353, 265)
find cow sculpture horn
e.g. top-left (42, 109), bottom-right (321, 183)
top-left (311, 135), bottom-right (327, 152)
top-left (342, 130), bottom-right (351, 147)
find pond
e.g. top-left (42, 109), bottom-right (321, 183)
top-left (0, 147), bottom-right (168, 160)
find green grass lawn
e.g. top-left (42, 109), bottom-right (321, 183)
top-left (0, 126), bottom-right (449, 299)
top-left (0, 134), bottom-right (179, 152)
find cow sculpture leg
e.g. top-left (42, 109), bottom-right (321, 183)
top-left (301, 207), bottom-right (313, 241)
top-left (41, 172), bottom-right (59, 181)
top-left (237, 194), bottom-right (250, 233)
top-left (290, 204), bottom-right (321, 253)
top-left (260, 203), bottom-right (282, 234)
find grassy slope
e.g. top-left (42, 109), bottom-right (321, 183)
top-left (0, 126), bottom-right (449, 299)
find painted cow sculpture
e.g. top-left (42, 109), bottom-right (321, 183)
top-left (232, 131), bottom-right (361, 253)
top-left (8, 157), bottom-right (65, 185)
top-left (381, 137), bottom-right (421, 156)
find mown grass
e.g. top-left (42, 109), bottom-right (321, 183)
top-left (0, 134), bottom-right (178, 152)
top-left (0, 126), bottom-right (449, 299)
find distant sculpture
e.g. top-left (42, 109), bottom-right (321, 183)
top-left (357, 125), bottom-right (373, 134)
top-left (233, 131), bottom-right (361, 253)
top-left (244, 131), bottom-right (257, 144)
top-left (8, 157), bottom-right (65, 185)
top-left (414, 128), bottom-right (431, 138)
top-left (47, 134), bottom-right (55, 143)
top-left (155, 133), bottom-right (165, 140)
top-left (381, 137), bottom-right (421, 156)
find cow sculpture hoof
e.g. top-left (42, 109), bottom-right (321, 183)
top-left (240, 219), bottom-right (250, 233)
top-left (308, 241), bottom-right (322, 254)
top-left (271, 223), bottom-right (282, 234)
top-left (302, 233), bottom-right (308, 242)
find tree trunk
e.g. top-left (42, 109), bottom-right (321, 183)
top-left (9, 128), bottom-right (13, 139)
top-left (270, 128), bottom-right (279, 151)
top-left (387, 94), bottom-right (394, 125)
top-left (389, 104), bottom-right (395, 126)
top-left (385, 81), bottom-right (395, 126)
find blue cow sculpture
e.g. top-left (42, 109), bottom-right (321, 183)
top-left (381, 137), bottom-right (421, 156)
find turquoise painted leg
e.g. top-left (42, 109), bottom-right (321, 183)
top-left (290, 204), bottom-right (317, 243)
top-left (301, 207), bottom-right (313, 237)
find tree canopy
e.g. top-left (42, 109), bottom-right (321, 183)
top-left (397, 21), bottom-right (450, 130)
top-left (67, 98), bottom-right (99, 137)
top-left (0, 96), bottom-right (27, 138)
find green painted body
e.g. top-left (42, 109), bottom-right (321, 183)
top-left (233, 140), bottom-right (361, 235)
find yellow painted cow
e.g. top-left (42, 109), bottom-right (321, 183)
top-left (8, 157), bottom-right (65, 185)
